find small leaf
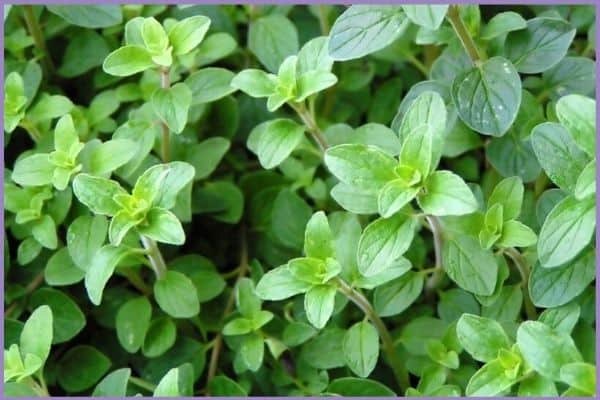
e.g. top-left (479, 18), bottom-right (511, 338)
top-left (154, 270), bottom-right (200, 318)
top-left (488, 176), bottom-right (524, 221)
top-left (102, 45), bottom-right (154, 77)
top-left (84, 245), bottom-right (133, 305)
top-left (327, 377), bottom-right (396, 396)
top-left (417, 170), bottom-right (478, 216)
top-left (456, 314), bottom-right (510, 362)
top-left (240, 332), bottom-right (264, 372)
top-left (185, 68), bottom-right (235, 104)
top-left (304, 284), bottom-right (337, 329)
top-left (373, 271), bottom-right (423, 317)
top-left (116, 296), bottom-right (152, 353)
top-left (555, 94), bottom-right (595, 157)
top-left (142, 317), bottom-right (177, 358)
top-left (72, 174), bottom-right (127, 216)
top-left (57, 345), bottom-right (111, 392)
top-left (247, 119), bottom-right (305, 169)
top-left (92, 368), bottom-right (131, 397)
top-left (20, 305), bottom-right (53, 367)
top-left (481, 11), bottom-right (527, 40)
top-left (304, 211), bottom-right (334, 260)
top-left (168, 16), bottom-right (210, 55)
top-left (11, 154), bottom-right (54, 187)
top-left (138, 207), bottom-right (185, 245)
top-left (89, 139), bottom-right (137, 176)
top-left (574, 160), bottom-right (595, 200)
top-left (152, 83), bottom-right (192, 134)
top-left (248, 15), bottom-right (298, 72)
top-left (559, 363), bottom-right (596, 395)
top-left (255, 265), bottom-right (312, 301)
top-left (231, 69), bottom-right (277, 97)
top-left (343, 321), bottom-right (379, 378)
top-left (402, 5), bottom-right (448, 30)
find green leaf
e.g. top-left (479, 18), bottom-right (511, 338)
top-left (559, 362), bottom-right (596, 395)
top-left (154, 270), bottom-right (200, 318)
top-left (248, 15), bottom-right (298, 73)
top-left (28, 94), bottom-right (73, 123)
top-left (295, 70), bottom-right (337, 101)
top-left (72, 174), bottom-right (127, 216)
top-left (397, 91), bottom-right (447, 152)
top-left (247, 119), bottom-right (305, 169)
top-left (331, 183), bottom-right (379, 215)
top-left (399, 124), bottom-right (433, 177)
top-left (418, 170), bottom-right (478, 216)
top-left (169, 255), bottom-right (226, 303)
top-left (497, 220), bottom-right (537, 248)
top-left (282, 321), bottom-right (317, 347)
top-left (555, 94), bottom-right (595, 156)
top-left (255, 265), bottom-right (312, 301)
top-left (456, 314), bottom-right (510, 362)
top-left (185, 68), bottom-right (235, 104)
top-left (373, 271), bottom-right (424, 317)
top-left (208, 375), bottom-right (247, 396)
top-left (529, 249), bottom-right (595, 307)
top-left (301, 327), bottom-right (346, 369)
top-left (574, 160), bottom-right (595, 200)
top-left (506, 17), bottom-right (576, 74)
top-left (466, 358), bottom-right (518, 396)
top-left (195, 32), bottom-right (237, 67)
top-left (481, 11), bottom-right (527, 40)
top-left (343, 321), bottom-right (379, 378)
top-left (304, 284), bottom-right (337, 329)
top-left (11, 153), bottom-right (54, 187)
top-left (20, 305), bottom-right (53, 367)
top-left (537, 195), bottom-right (595, 268)
top-left (59, 30), bottom-right (110, 78)
top-left (235, 277), bottom-right (261, 319)
top-left (84, 245), bottom-right (133, 305)
top-left (88, 139), bottom-right (137, 176)
top-left (270, 188), bottom-right (312, 249)
top-left (488, 176), bottom-right (524, 221)
top-left (183, 137), bottom-right (230, 181)
top-left (58, 345), bottom-right (111, 392)
top-left (443, 234), bottom-right (498, 296)
top-left (231, 69), bottom-right (277, 97)
top-left (116, 296), bottom-right (152, 353)
top-left (328, 5), bottom-right (407, 61)
top-left (152, 82), bottom-right (192, 134)
top-left (135, 161), bottom-right (195, 210)
top-left (108, 211), bottom-right (136, 246)
top-left (531, 122), bottom-right (589, 193)
top-left (297, 36), bottom-right (334, 75)
top-left (357, 213), bottom-right (417, 276)
top-left (223, 318), bottom-right (253, 336)
top-left (240, 332), bottom-right (264, 372)
top-left (327, 377), bottom-right (396, 396)
top-left (538, 302), bottom-right (580, 335)
top-left (142, 317), bottom-right (177, 358)
top-left (517, 374), bottom-right (558, 396)
top-left (31, 214), bottom-right (58, 249)
top-left (67, 215), bottom-right (108, 271)
top-left (92, 368), bottom-right (131, 397)
top-left (102, 45), bottom-right (154, 77)
top-left (378, 180), bottom-right (420, 218)
top-left (542, 56), bottom-right (595, 99)
top-left (17, 238), bottom-right (42, 266)
top-left (304, 211), bottom-right (334, 260)
top-left (169, 16), bottom-right (210, 55)
top-left (516, 320), bottom-right (582, 381)
top-left (402, 5), bottom-right (448, 30)
top-left (138, 207), bottom-right (185, 245)
top-left (29, 288), bottom-right (85, 344)
top-left (47, 5), bottom-right (122, 28)
top-left (44, 247), bottom-right (85, 285)
top-left (452, 57), bottom-right (522, 136)
top-left (325, 144), bottom-right (397, 192)
top-left (486, 133), bottom-right (541, 183)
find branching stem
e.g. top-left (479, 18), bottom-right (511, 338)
top-left (290, 102), bottom-right (329, 151)
top-left (140, 236), bottom-right (167, 280)
top-left (335, 278), bottom-right (410, 393)
top-left (446, 5), bottom-right (483, 64)
top-left (505, 247), bottom-right (537, 320)
top-left (424, 215), bottom-right (445, 297)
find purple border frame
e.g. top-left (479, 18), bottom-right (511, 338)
top-left (0, 1), bottom-right (598, 399)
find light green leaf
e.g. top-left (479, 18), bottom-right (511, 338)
top-left (373, 271), bottom-right (423, 317)
top-left (92, 368), bottom-right (131, 397)
top-left (169, 16), bottom-right (210, 55)
top-left (154, 270), bottom-right (200, 318)
top-left (328, 5), bottom-right (407, 61)
top-left (331, 183), bottom-right (379, 215)
top-left (247, 119), bottom-right (305, 169)
top-left (538, 302), bottom-right (580, 334)
top-left (466, 359), bottom-right (518, 396)
top-left (481, 11), bottom-right (527, 40)
top-left (402, 5), bottom-right (448, 30)
top-left (20, 305), bottom-right (53, 367)
top-left (89, 139), bottom-right (137, 176)
top-left (496, 220), bottom-right (537, 248)
top-left (295, 70), bottom-right (337, 101)
top-left (327, 377), bottom-right (396, 396)
top-left (559, 362), bottom-right (596, 395)
top-left (138, 208), bottom-right (185, 245)
top-left (240, 332), bottom-right (264, 372)
top-left (377, 180), bottom-right (420, 218)
top-left (555, 94), bottom-right (596, 156)
top-left (304, 211), bottom-right (334, 260)
top-left (116, 296), bottom-right (152, 353)
top-left (142, 317), bottom-right (177, 358)
top-left (248, 15), bottom-right (298, 72)
top-left (357, 213), bottom-right (417, 276)
top-left (152, 83), bottom-right (192, 134)
top-left (102, 45), bottom-right (154, 77)
top-left (72, 174), bottom-right (127, 216)
top-left (11, 154), bottom-right (54, 187)
top-left (488, 176), bottom-right (524, 221)
top-left (47, 5), bottom-right (122, 28)
top-left (44, 247), bottom-right (85, 285)
top-left (456, 314), bottom-right (510, 362)
top-left (304, 284), bottom-right (337, 329)
top-left (418, 170), bottom-right (478, 216)
top-left (31, 214), bottom-right (57, 249)
top-left (185, 68), bottom-right (235, 104)
top-left (230, 69), bottom-right (277, 97)
top-left (297, 36), bottom-right (334, 75)
top-left (574, 160), bottom-right (596, 200)
top-left (67, 215), bottom-right (108, 271)
top-left (537, 195), bottom-right (595, 268)
top-left (399, 124), bottom-right (433, 177)
top-left (84, 245), bottom-right (133, 305)
top-left (343, 321), bottom-right (379, 378)
top-left (452, 57), bottom-right (521, 136)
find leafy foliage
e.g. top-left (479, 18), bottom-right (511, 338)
top-left (3, 4), bottom-right (596, 397)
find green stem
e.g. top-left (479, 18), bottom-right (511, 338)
top-left (23, 6), bottom-right (55, 74)
top-left (19, 119), bottom-right (43, 142)
top-left (424, 215), bottom-right (445, 297)
top-left (335, 278), bottom-right (410, 393)
top-left (129, 376), bottom-right (156, 393)
top-left (446, 5), bottom-right (483, 64)
top-left (401, 51), bottom-right (429, 76)
top-left (24, 377), bottom-right (48, 396)
top-left (140, 236), bottom-right (167, 280)
top-left (504, 247), bottom-right (537, 320)
top-left (159, 68), bottom-right (171, 162)
top-left (317, 5), bottom-right (330, 35)
top-left (290, 102), bottom-right (328, 151)
top-left (121, 268), bottom-right (153, 296)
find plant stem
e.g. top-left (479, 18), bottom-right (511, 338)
top-left (335, 278), bottom-right (410, 393)
top-left (206, 228), bottom-right (248, 392)
top-left (159, 68), bottom-right (171, 162)
top-left (140, 236), bottom-right (167, 280)
top-left (19, 119), bottom-right (43, 143)
top-left (5, 270), bottom-right (45, 317)
top-left (23, 6), bottom-right (55, 74)
top-left (290, 102), bottom-right (329, 151)
top-left (424, 215), bottom-right (444, 297)
top-left (504, 247), bottom-right (537, 320)
top-left (401, 51), bottom-right (429, 76)
top-left (317, 5), bottom-right (330, 35)
top-left (129, 376), bottom-right (157, 393)
top-left (446, 5), bottom-right (483, 64)
top-left (121, 268), bottom-right (153, 296)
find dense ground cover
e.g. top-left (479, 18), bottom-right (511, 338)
top-left (3, 4), bottom-right (597, 397)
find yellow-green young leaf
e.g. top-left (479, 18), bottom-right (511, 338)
top-left (488, 176), bottom-right (524, 221)
top-left (141, 17), bottom-right (169, 54)
top-left (231, 69), bottom-right (277, 98)
top-left (304, 284), bottom-right (337, 329)
top-left (537, 195), bottom-right (595, 268)
top-left (559, 363), bottom-right (596, 395)
top-left (168, 16), bottom-right (210, 55)
top-left (137, 207), bottom-right (185, 245)
top-left (328, 5), bottom-right (407, 61)
top-left (452, 57), bottom-right (521, 136)
top-left (295, 70), bottom-right (337, 102)
top-left (456, 314), bottom-right (511, 362)
top-left (223, 318), bottom-right (253, 336)
top-left (102, 45), bottom-right (154, 77)
top-left (343, 321), bottom-right (379, 378)
top-left (574, 160), bottom-right (595, 200)
top-left (53, 114), bottom-right (79, 153)
top-left (92, 368), bottom-right (131, 397)
top-left (108, 210), bottom-right (136, 246)
top-left (325, 144), bottom-right (397, 192)
top-left (133, 161), bottom-right (195, 210)
top-left (496, 220), bottom-right (537, 248)
top-left (466, 359), bottom-right (519, 396)
top-left (555, 94), bottom-right (596, 157)
top-left (154, 270), bottom-right (200, 318)
top-left (20, 305), bottom-right (53, 367)
top-left (116, 296), bottom-right (152, 353)
top-left (304, 211), bottom-right (335, 260)
top-left (418, 171), bottom-right (478, 216)
top-left (28, 94), bottom-right (73, 123)
top-left (151, 83), bottom-right (192, 134)
top-left (377, 180), bottom-right (420, 218)
top-left (516, 321), bottom-right (582, 381)
top-left (357, 214), bottom-right (417, 276)
top-left (247, 119), bottom-right (305, 169)
top-left (4, 72), bottom-right (27, 132)
top-left (73, 174), bottom-right (127, 216)
top-left (373, 271), bottom-right (423, 317)
top-left (241, 332), bottom-right (264, 372)
top-left (255, 265), bottom-right (312, 301)
top-left (402, 5), bottom-right (448, 30)
top-left (84, 245), bottom-right (134, 305)
top-left (142, 317), bottom-right (177, 357)
top-left (297, 36), bottom-right (334, 75)
top-left (11, 153), bottom-right (54, 187)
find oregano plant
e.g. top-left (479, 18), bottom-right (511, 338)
top-left (3, 4), bottom-right (596, 397)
